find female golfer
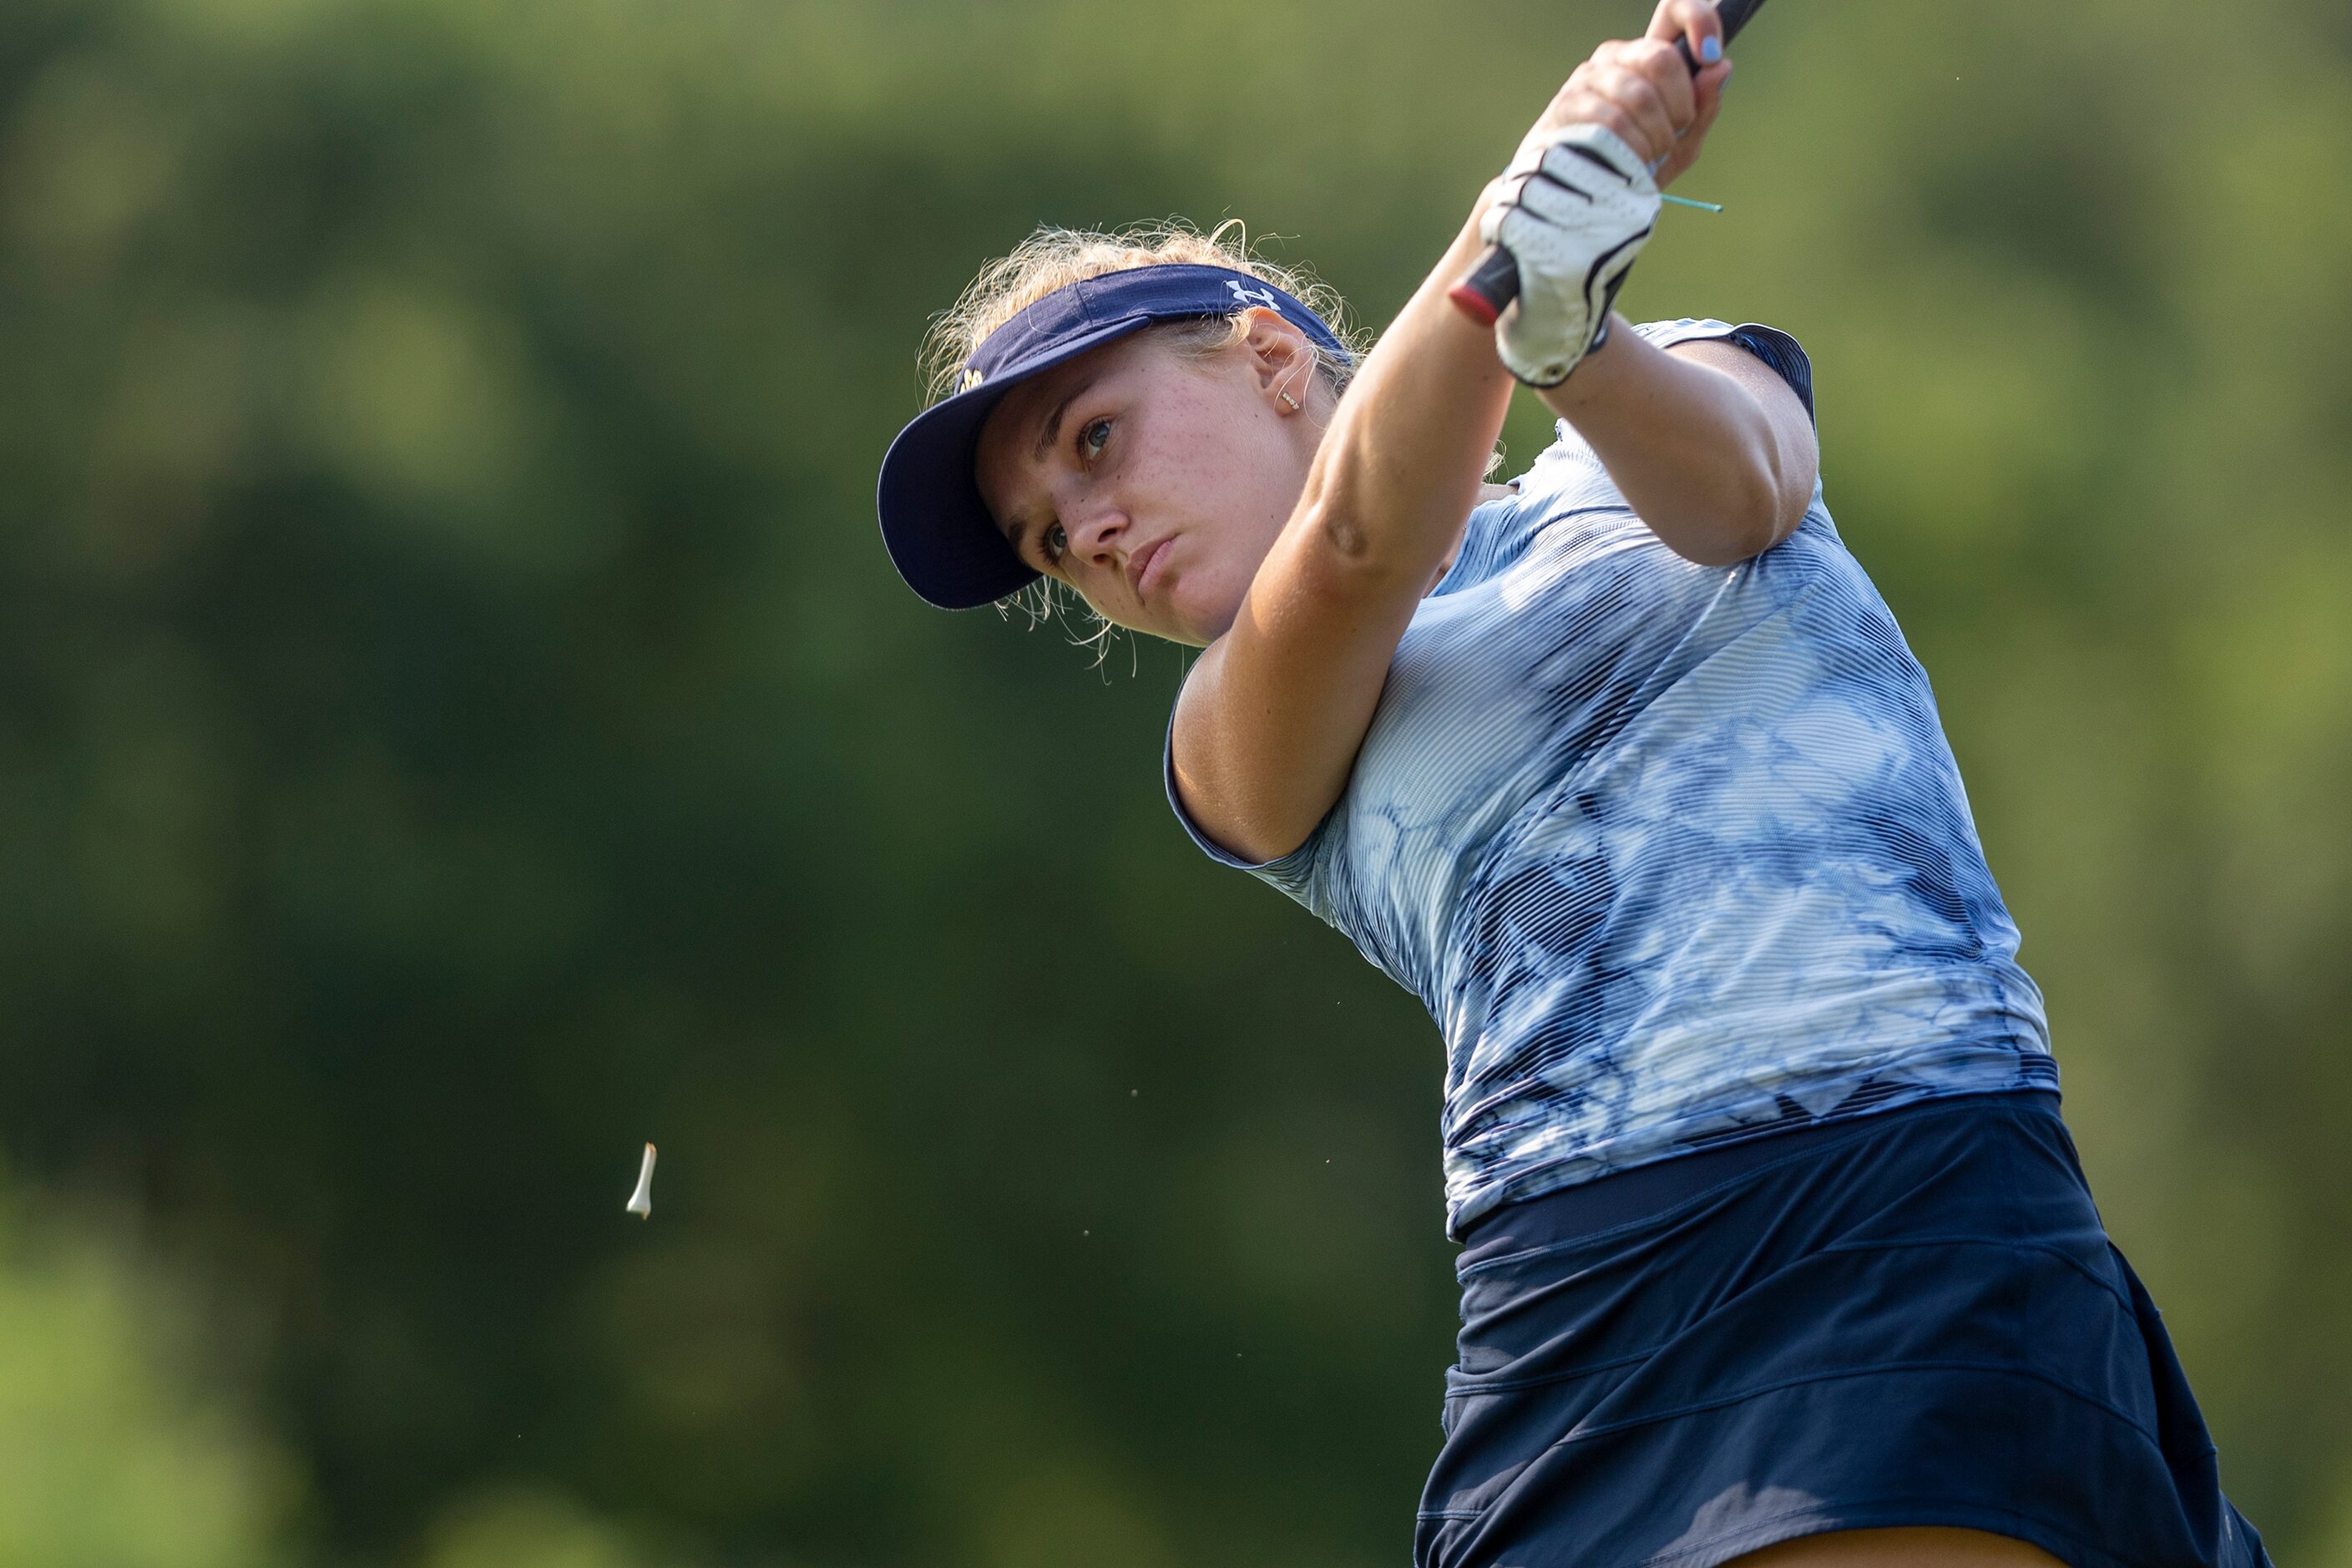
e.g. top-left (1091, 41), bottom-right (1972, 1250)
top-left (876, 4), bottom-right (2269, 1564)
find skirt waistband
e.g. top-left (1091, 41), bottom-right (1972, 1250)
top-left (1455, 1089), bottom-right (2063, 1272)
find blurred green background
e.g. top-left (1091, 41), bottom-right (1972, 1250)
top-left (0, 0), bottom-right (2346, 1561)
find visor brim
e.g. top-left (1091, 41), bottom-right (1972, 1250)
top-left (875, 315), bottom-right (1158, 610)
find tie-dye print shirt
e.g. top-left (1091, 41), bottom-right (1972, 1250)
top-left (1162, 319), bottom-right (2055, 1237)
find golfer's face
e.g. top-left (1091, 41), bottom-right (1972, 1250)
top-left (974, 331), bottom-right (1306, 648)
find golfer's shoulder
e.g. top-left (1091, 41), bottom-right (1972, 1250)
top-left (1638, 316), bottom-right (1816, 422)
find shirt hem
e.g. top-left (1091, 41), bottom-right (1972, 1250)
top-left (1442, 1070), bottom-right (2059, 1239)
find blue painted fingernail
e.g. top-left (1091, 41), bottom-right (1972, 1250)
top-left (1700, 35), bottom-right (1722, 62)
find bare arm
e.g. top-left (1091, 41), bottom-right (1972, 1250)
top-left (1171, 0), bottom-right (1758, 865)
top-left (1543, 325), bottom-right (1819, 564)
top-left (1171, 215), bottom-right (1517, 864)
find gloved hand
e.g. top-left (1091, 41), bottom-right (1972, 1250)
top-left (1477, 123), bottom-right (1661, 387)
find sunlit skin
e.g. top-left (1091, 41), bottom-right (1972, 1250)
top-left (974, 316), bottom-right (1503, 650)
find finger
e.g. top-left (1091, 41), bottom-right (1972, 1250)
top-left (1587, 63), bottom-right (1677, 164)
top-left (1646, 0), bottom-right (1725, 68)
top-left (1613, 37), bottom-right (1697, 131)
top-left (1538, 83), bottom-right (1652, 167)
top-left (1582, 101), bottom-right (1654, 164)
top-left (1581, 48), bottom-right (1679, 151)
top-left (1687, 56), bottom-right (1732, 141)
top-left (1657, 58), bottom-right (1730, 186)
top-left (1513, 169), bottom-right (1599, 226)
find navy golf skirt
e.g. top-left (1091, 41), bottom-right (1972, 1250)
top-left (1418, 1091), bottom-right (2270, 1568)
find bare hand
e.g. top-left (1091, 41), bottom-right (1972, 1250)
top-left (1515, 0), bottom-right (1733, 190)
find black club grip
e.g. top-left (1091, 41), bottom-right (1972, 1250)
top-left (1448, 0), bottom-right (1768, 327)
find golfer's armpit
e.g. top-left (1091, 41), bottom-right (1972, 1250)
top-left (1667, 336), bottom-right (1819, 548)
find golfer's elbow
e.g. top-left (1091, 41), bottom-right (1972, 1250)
top-left (1293, 499), bottom-right (1464, 605)
top-left (1291, 474), bottom-right (1428, 588)
top-left (1656, 442), bottom-right (1801, 566)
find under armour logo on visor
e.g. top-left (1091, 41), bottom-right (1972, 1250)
top-left (959, 367), bottom-right (984, 392)
top-left (1226, 280), bottom-right (1281, 312)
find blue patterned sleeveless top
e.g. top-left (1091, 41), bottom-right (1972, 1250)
top-left (1162, 319), bottom-right (2055, 1237)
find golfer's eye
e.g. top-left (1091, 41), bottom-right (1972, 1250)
top-left (1041, 522), bottom-right (1068, 566)
top-left (1077, 417), bottom-right (1111, 462)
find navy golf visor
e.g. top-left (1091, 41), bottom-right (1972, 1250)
top-left (876, 264), bottom-right (1351, 609)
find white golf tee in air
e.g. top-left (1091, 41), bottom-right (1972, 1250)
top-left (626, 1142), bottom-right (657, 1218)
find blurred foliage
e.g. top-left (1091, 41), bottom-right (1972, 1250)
top-left (0, 0), bottom-right (2345, 1562)
top-left (415, 1490), bottom-right (683, 1568)
top-left (0, 1183), bottom-right (296, 1566)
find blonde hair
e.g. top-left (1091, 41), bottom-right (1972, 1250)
top-left (921, 217), bottom-right (1367, 407)
top-left (919, 219), bottom-right (1368, 662)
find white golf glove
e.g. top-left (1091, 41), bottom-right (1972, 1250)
top-left (1478, 123), bottom-right (1661, 387)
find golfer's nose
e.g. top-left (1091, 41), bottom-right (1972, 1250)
top-left (1065, 502), bottom-right (1130, 567)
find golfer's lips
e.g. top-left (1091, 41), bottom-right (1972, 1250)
top-left (1126, 534), bottom-right (1171, 600)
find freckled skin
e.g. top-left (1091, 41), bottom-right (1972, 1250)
top-left (974, 328), bottom-right (1326, 649)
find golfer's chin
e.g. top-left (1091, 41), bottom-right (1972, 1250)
top-left (1082, 559), bottom-right (1248, 647)
top-left (1151, 577), bottom-right (1247, 650)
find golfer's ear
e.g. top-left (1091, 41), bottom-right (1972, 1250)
top-left (1237, 307), bottom-right (1312, 397)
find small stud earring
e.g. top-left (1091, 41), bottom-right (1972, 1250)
top-left (1277, 389), bottom-right (1301, 411)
